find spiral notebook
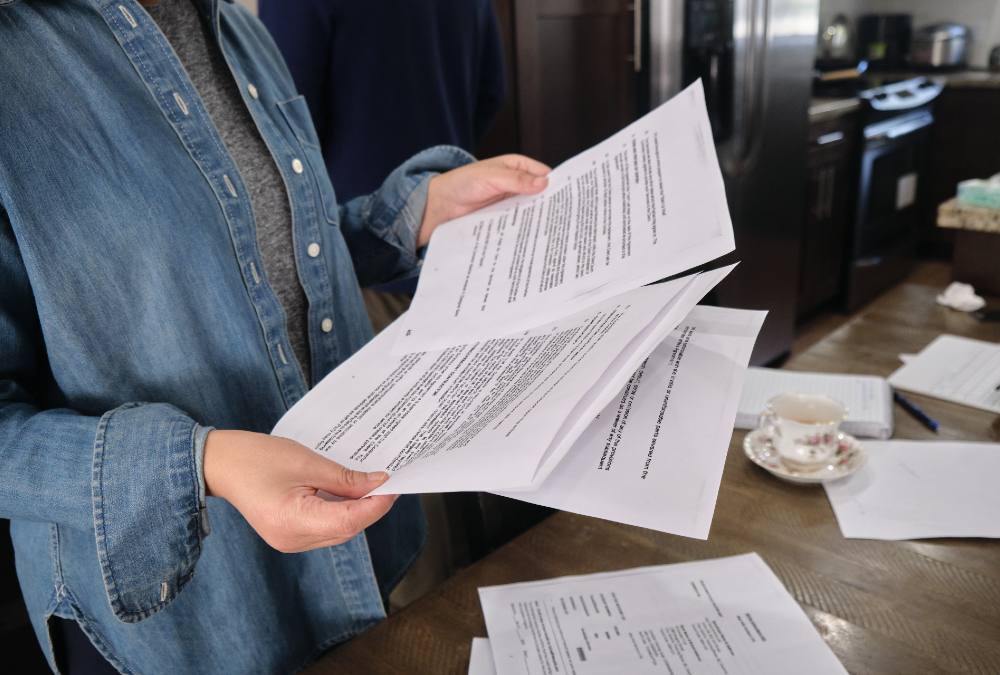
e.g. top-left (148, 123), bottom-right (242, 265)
top-left (736, 368), bottom-right (894, 439)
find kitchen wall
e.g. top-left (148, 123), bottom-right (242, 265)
top-left (820, 0), bottom-right (1000, 67)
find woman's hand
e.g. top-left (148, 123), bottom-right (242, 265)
top-left (203, 430), bottom-right (397, 553)
top-left (418, 154), bottom-right (552, 247)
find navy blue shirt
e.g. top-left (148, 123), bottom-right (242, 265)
top-left (260, 0), bottom-right (506, 201)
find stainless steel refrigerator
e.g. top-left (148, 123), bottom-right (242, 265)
top-left (649, 0), bottom-right (819, 365)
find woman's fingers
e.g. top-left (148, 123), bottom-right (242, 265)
top-left (498, 154), bottom-right (551, 176)
top-left (308, 452), bottom-right (390, 499)
top-left (487, 166), bottom-right (548, 196)
top-left (293, 492), bottom-right (399, 550)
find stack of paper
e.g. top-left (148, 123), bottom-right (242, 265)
top-left (395, 79), bottom-right (734, 354)
top-left (735, 369), bottom-right (894, 439)
top-left (469, 554), bottom-right (847, 675)
top-left (824, 441), bottom-right (1000, 540)
top-left (888, 335), bottom-right (1000, 414)
top-left (272, 81), bottom-right (762, 536)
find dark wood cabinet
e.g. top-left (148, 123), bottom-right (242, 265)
top-left (919, 85), bottom-right (1000, 257)
top-left (513, 0), bottom-right (643, 166)
top-left (798, 113), bottom-right (857, 319)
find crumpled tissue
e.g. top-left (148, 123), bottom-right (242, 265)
top-left (936, 281), bottom-right (986, 312)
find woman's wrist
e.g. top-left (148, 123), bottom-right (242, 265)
top-left (203, 429), bottom-right (241, 500)
top-left (418, 174), bottom-right (447, 248)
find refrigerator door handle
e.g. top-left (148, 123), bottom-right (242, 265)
top-left (632, 0), bottom-right (643, 73)
top-left (739, 0), bottom-right (769, 169)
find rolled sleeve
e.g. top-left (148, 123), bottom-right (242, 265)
top-left (92, 402), bottom-right (212, 623)
top-left (339, 145), bottom-right (475, 287)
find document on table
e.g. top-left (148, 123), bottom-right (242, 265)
top-left (823, 441), bottom-right (1000, 540)
top-left (272, 266), bottom-right (733, 495)
top-left (469, 638), bottom-right (497, 675)
top-left (496, 306), bottom-right (766, 539)
top-left (478, 553), bottom-right (847, 675)
top-left (888, 335), bottom-right (1000, 414)
top-left (395, 80), bottom-right (734, 354)
top-left (735, 369), bottom-right (894, 439)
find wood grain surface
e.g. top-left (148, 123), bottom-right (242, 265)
top-left (305, 281), bottom-right (1000, 675)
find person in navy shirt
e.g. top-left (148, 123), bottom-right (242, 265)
top-left (259, 0), bottom-right (507, 202)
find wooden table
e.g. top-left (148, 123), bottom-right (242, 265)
top-left (307, 281), bottom-right (1000, 675)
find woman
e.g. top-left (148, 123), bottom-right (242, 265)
top-left (0, 0), bottom-right (548, 672)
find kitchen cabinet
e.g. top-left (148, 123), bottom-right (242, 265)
top-left (512, 0), bottom-right (644, 166)
top-left (798, 111), bottom-right (858, 319)
top-left (919, 84), bottom-right (1000, 256)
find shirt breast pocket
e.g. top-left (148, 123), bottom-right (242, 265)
top-left (276, 95), bottom-right (339, 226)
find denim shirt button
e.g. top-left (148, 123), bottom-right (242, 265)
top-left (223, 174), bottom-right (237, 197)
top-left (306, 242), bottom-right (320, 258)
top-left (117, 5), bottom-right (138, 29)
top-left (291, 158), bottom-right (304, 175)
top-left (247, 83), bottom-right (259, 100)
top-left (320, 318), bottom-right (333, 333)
top-left (173, 92), bottom-right (189, 116)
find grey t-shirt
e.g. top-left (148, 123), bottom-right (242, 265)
top-left (146, 0), bottom-right (311, 378)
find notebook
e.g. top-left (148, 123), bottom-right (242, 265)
top-left (888, 335), bottom-right (1000, 414)
top-left (736, 368), bottom-right (894, 439)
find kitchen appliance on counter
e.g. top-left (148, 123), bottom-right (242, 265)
top-left (820, 14), bottom-right (853, 63)
top-left (845, 76), bottom-right (944, 310)
top-left (858, 14), bottom-right (912, 70)
top-left (650, 0), bottom-right (820, 365)
top-left (911, 23), bottom-right (970, 70)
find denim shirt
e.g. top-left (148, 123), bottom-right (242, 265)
top-left (0, 1), bottom-right (472, 672)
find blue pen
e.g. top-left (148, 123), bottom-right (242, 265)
top-left (893, 391), bottom-right (939, 432)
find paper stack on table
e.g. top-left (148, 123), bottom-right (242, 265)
top-left (888, 335), bottom-right (1000, 414)
top-left (468, 554), bottom-right (847, 675)
top-left (468, 638), bottom-right (496, 675)
top-left (823, 441), bottom-right (1000, 540)
top-left (272, 80), bottom-right (761, 537)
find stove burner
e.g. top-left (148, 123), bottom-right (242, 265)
top-left (859, 77), bottom-right (944, 113)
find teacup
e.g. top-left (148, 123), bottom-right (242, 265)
top-left (759, 393), bottom-right (847, 471)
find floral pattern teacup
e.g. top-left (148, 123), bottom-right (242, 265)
top-left (759, 393), bottom-right (847, 471)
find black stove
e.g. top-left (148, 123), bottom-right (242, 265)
top-left (843, 76), bottom-right (943, 310)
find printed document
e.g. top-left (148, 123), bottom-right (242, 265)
top-left (478, 553), bottom-right (847, 675)
top-left (497, 306), bottom-right (766, 538)
top-left (736, 369), bottom-right (893, 439)
top-left (272, 267), bottom-right (733, 495)
top-left (396, 80), bottom-right (734, 353)
top-left (888, 335), bottom-right (1000, 414)
top-left (824, 441), bottom-right (1000, 540)
top-left (469, 638), bottom-right (497, 675)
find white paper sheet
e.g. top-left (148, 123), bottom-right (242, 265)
top-left (888, 335), bottom-right (1000, 414)
top-left (495, 306), bottom-right (766, 539)
top-left (395, 80), bottom-right (734, 354)
top-left (272, 267), bottom-right (733, 495)
top-left (479, 553), bottom-right (847, 675)
top-left (469, 638), bottom-right (497, 675)
top-left (823, 441), bottom-right (1000, 540)
top-left (735, 369), bottom-right (893, 439)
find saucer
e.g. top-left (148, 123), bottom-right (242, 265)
top-left (743, 427), bottom-right (866, 484)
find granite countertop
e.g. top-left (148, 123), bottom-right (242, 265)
top-left (809, 69), bottom-right (1000, 123)
top-left (872, 69), bottom-right (1000, 89)
top-left (939, 70), bottom-right (1000, 88)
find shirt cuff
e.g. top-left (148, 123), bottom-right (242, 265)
top-left (92, 402), bottom-right (211, 623)
top-left (400, 176), bottom-right (432, 256)
top-left (378, 145), bottom-right (475, 258)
